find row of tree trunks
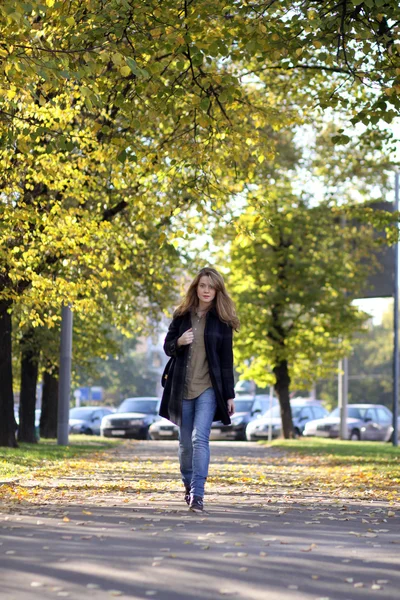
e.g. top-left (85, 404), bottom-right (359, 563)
top-left (40, 368), bottom-right (59, 439)
top-left (18, 328), bottom-right (40, 443)
top-left (0, 300), bottom-right (17, 447)
top-left (274, 359), bottom-right (295, 439)
top-left (0, 302), bottom-right (59, 446)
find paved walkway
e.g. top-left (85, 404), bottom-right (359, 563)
top-left (1, 441), bottom-right (399, 600)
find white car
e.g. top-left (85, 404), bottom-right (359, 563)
top-left (149, 417), bottom-right (179, 440)
top-left (303, 404), bottom-right (394, 441)
top-left (246, 399), bottom-right (328, 440)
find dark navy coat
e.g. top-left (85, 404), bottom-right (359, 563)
top-left (159, 307), bottom-right (235, 426)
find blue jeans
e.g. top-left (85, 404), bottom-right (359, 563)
top-left (179, 388), bottom-right (217, 498)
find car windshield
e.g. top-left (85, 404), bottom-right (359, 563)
top-left (262, 405), bottom-right (303, 419)
top-left (262, 406), bottom-right (281, 418)
top-left (118, 399), bottom-right (158, 414)
top-left (69, 408), bottom-right (95, 419)
top-left (235, 400), bottom-right (255, 413)
top-left (330, 407), bottom-right (367, 419)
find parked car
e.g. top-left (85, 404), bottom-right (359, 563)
top-left (69, 406), bottom-right (114, 435)
top-left (149, 417), bottom-right (179, 440)
top-left (210, 394), bottom-right (278, 441)
top-left (246, 398), bottom-right (328, 441)
top-left (303, 403), bottom-right (394, 441)
top-left (100, 397), bottom-right (160, 439)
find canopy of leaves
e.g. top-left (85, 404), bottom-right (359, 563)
top-left (219, 185), bottom-right (384, 388)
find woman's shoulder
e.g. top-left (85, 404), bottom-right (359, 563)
top-left (170, 311), bottom-right (190, 324)
top-left (208, 309), bottom-right (232, 330)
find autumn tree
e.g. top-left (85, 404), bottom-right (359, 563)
top-left (1, 1), bottom-right (399, 448)
top-left (218, 184), bottom-right (394, 437)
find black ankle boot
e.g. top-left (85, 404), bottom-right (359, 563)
top-left (184, 485), bottom-right (191, 506)
top-left (189, 495), bottom-right (204, 512)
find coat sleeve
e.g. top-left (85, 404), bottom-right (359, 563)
top-left (220, 325), bottom-right (235, 401)
top-left (163, 317), bottom-right (184, 358)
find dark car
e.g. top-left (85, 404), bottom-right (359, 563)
top-left (69, 406), bottom-right (114, 435)
top-left (246, 398), bottom-right (328, 440)
top-left (304, 403), bottom-right (395, 441)
top-left (100, 397), bottom-right (160, 439)
top-left (210, 394), bottom-right (278, 441)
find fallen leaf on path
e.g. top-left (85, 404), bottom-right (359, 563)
top-left (301, 544), bottom-right (318, 552)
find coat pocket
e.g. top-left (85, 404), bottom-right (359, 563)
top-left (161, 357), bottom-right (175, 388)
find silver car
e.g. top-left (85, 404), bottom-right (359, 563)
top-left (246, 399), bottom-right (328, 441)
top-left (149, 417), bottom-right (179, 440)
top-left (303, 404), bottom-right (394, 442)
top-left (69, 406), bottom-right (114, 435)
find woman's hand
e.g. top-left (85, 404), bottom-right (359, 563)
top-left (177, 328), bottom-right (194, 347)
top-left (227, 399), bottom-right (235, 416)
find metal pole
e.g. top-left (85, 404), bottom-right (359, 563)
top-left (268, 385), bottom-right (274, 442)
top-left (57, 305), bottom-right (73, 446)
top-left (342, 357), bottom-right (348, 440)
top-left (338, 358), bottom-right (343, 435)
top-left (393, 172), bottom-right (399, 447)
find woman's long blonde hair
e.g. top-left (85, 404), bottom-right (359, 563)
top-left (174, 267), bottom-right (240, 330)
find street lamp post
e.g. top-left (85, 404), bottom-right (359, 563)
top-left (57, 305), bottom-right (73, 446)
top-left (393, 173), bottom-right (399, 447)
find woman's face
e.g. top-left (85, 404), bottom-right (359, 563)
top-left (197, 275), bottom-right (216, 305)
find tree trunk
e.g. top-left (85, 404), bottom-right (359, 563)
top-left (0, 300), bottom-right (17, 447)
top-left (18, 328), bottom-right (40, 443)
top-left (40, 366), bottom-right (59, 438)
top-left (273, 359), bottom-right (294, 439)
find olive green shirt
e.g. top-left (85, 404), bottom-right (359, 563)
top-left (184, 311), bottom-right (212, 400)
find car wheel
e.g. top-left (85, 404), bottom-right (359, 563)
top-left (349, 429), bottom-right (360, 441)
top-left (85, 428), bottom-right (93, 435)
top-left (293, 427), bottom-right (301, 439)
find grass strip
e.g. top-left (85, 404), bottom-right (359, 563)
top-left (0, 435), bottom-right (123, 480)
top-left (261, 437), bottom-right (400, 461)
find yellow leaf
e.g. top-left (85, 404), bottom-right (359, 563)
top-left (120, 66), bottom-right (131, 77)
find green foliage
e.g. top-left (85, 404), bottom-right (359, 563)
top-left (75, 331), bottom-right (163, 402)
top-left (318, 305), bottom-right (394, 410)
top-left (220, 186), bottom-right (384, 389)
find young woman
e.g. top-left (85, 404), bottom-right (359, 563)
top-left (159, 267), bottom-right (239, 513)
